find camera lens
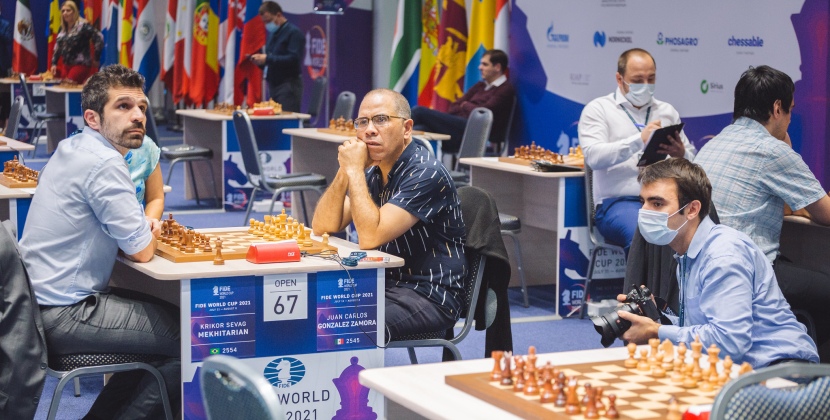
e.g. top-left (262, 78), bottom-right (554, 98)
top-left (591, 302), bottom-right (640, 347)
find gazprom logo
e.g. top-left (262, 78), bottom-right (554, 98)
top-left (728, 36), bottom-right (764, 47)
top-left (656, 32), bottom-right (698, 47)
top-left (594, 31), bottom-right (606, 47)
top-left (546, 22), bottom-right (569, 43)
top-left (264, 357), bottom-right (306, 389)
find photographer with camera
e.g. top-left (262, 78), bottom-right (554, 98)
top-left (604, 158), bottom-right (817, 368)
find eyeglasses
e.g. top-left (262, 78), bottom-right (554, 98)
top-left (353, 114), bottom-right (407, 130)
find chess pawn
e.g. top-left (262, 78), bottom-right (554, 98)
top-left (682, 364), bottom-right (697, 389)
top-left (652, 353), bottom-right (667, 378)
top-left (512, 360), bottom-right (525, 393)
top-left (523, 367), bottom-right (539, 396)
top-left (666, 396), bottom-right (682, 420)
top-left (649, 338), bottom-right (660, 366)
top-left (581, 382), bottom-right (592, 406)
top-left (248, 219), bottom-right (257, 234)
top-left (637, 348), bottom-right (650, 371)
top-left (675, 342), bottom-right (687, 372)
top-left (554, 372), bottom-right (567, 407)
top-left (322, 233), bottom-right (330, 247)
top-left (720, 355), bottom-right (733, 386)
top-left (594, 387), bottom-right (605, 412)
top-left (539, 366), bottom-right (555, 404)
top-left (625, 342), bottom-right (638, 368)
top-left (605, 394), bottom-right (619, 419)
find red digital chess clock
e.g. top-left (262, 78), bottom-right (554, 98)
top-left (246, 240), bottom-right (302, 263)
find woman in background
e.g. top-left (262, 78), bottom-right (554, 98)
top-left (50, 0), bottom-right (103, 84)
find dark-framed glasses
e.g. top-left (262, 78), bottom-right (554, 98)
top-left (353, 114), bottom-right (407, 130)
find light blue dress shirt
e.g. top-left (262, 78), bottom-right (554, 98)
top-left (19, 127), bottom-right (153, 306)
top-left (657, 216), bottom-right (818, 368)
top-left (695, 117), bottom-right (826, 262)
top-left (124, 136), bottom-right (160, 204)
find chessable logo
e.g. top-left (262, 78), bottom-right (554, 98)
top-left (728, 36), bottom-right (764, 47)
top-left (264, 357), bottom-right (306, 389)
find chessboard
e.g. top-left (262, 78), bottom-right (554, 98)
top-left (156, 211), bottom-right (338, 263)
top-left (206, 100), bottom-right (285, 116)
top-left (447, 339), bottom-right (751, 420)
top-left (1, 156), bottom-right (38, 188)
top-left (498, 142), bottom-right (584, 168)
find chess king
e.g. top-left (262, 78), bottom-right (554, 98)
top-left (312, 88), bottom-right (467, 342)
top-left (18, 65), bottom-right (180, 417)
top-left (611, 158), bottom-right (817, 368)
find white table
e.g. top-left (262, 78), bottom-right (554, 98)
top-left (0, 78), bottom-right (60, 142)
top-left (460, 157), bottom-right (605, 317)
top-left (360, 347), bottom-right (629, 419)
top-left (176, 109), bottom-right (310, 209)
top-left (282, 128), bottom-right (451, 225)
top-left (0, 184), bottom-right (33, 238)
top-left (112, 232), bottom-right (403, 419)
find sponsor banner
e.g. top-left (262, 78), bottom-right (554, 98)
top-left (316, 269), bottom-right (379, 351)
top-left (190, 276), bottom-right (257, 362)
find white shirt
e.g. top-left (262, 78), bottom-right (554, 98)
top-left (484, 74), bottom-right (507, 91)
top-left (578, 87), bottom-right (696, 204)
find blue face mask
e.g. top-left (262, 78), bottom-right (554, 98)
top-left (266, 21), bottom-right (279, 34)
top-left (637, 203), bottom-right (689, 246)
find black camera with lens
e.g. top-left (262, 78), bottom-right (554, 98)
top-left (591, 285), bottom-right (662, 348)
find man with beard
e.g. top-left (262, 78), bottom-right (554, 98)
top-left (19, 65), bottom-right (180, 419)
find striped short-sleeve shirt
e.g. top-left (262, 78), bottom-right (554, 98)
top-left (366, 140), bottom-right (467, 316)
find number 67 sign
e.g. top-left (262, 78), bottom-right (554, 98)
top-left (263, 274), bottom-right (308, 322)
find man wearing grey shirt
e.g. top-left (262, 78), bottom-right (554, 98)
top-left (19, 65), bottom-right (179, 418)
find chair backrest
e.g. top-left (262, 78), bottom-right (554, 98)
top-left (710, 363), bottom-right (830, 420)
top-left (145, 107), bottom-right (160, 146)
top-left (5, 97), bottom-right (24, 140)
top-left (232, 110), bottom-right (264, 181)
top-left (200, 355), bottom-right (284, 420)
top-left (412, 136), bottom-right (435, 157)
top-left (454, 107), bottom-right (493, 171)
top-left (331, 91), bottom-right (356, 120)
top-left (18, 73), bottom-right (37, 116)
top-left (497, 97), bottom-right (517, 157)
top-left (584, 165), bottom-right (601, 245)
top-left (306, 76), bottom-right (327, 126)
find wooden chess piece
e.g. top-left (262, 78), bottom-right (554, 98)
top-left (682, 364), bottom-right (697, 389)
top-left (512, 357), bottom-right (525, 392)
top-left (662, 339), bottom-right (675, 371)
top-left (594, 387), bottom-right (604, 412)
top-left (582, 382), bottom-right (592, 406)
top-left (213, 238), bottom-right (225, 265)
top-left (720, 355), bottom-right (733, 386)
top-left (322, 233), bottom-right (330, 247)
top-left (625, 342), bottom-right (638, 368)
top-left (707, 343), bottom-right (720, 379)
top-left (500, 351), bottom-right (513, 386)
top-left (554, 372), bottom-right (567, 407)
top-left (605, 394), bottom-right (619, 419)
top-left (490, 351), bottom-right (503, 382)
top-left (584, 385), bottom-right (599, 419)
top-left (523, 366), bottom-right (539, 396)
top-left (637, 348), bottom-right (650, 371)
top-left (738, 362), bottom-right (753, 376)
top-left (649, 338), bottom-right (660, 367)
top-left (666, 396), bottom-right (682, 420)
top-left (565, 377), bottom-right (580, 415)
top-left (539, 366), bottom-right (555, 404)
top-left (652, 352), bottom-right (667, 378)
top-left (202, 237), bottom-right (212, 252)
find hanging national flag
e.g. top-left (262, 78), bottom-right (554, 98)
top-left (83, 0), bottom-right (102, 29)
top-left (119, 0), bottom-right (135, 67)
top-left (235, 0), bottom-right (265, 106)
top-left (418, 0), bottom-right (439, 107)
top-left (13, 0), bottom-right (38, 75)
top-left (189, 0), bottom-right (219, 105)
top-left (430, 0), bottom-right (467, 112)
top-left (46, 0), bottom-right (61, 69)
top-left (464, 0), bottom-right (495, 91)
top-left (173, 0), bottom-right (194, 104)
top-left (218, 0), bottom-right (243, 104)
top-left (494, 0), bottom-right (509, 53)
top-left (388, 0), bottom-right (420, 105)
top-left (100, 0), bottom-right (120, 66)
top-left (161, 0), bottom-right (177, 90)
top-left (133, 0), bottom-right (160, 90)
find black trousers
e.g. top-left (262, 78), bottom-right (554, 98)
top-left (385, 285), bottom-right (457, 342)
top-left (411, 106), bottom-right (467, 154)
top-left (269, 76), bottom-right (303, 113)
top-left (774, 256), bottom-right (830, 363)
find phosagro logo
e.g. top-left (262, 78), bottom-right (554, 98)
top-left (700, 79), bottom-right (724, 94)
top-left (594, 31), bottom-right (606, 47)
top-left (656, 32), bottom-right (698, 47)
top-left (264, 357), bottom-right (306, 389)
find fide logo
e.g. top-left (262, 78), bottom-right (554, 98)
top-left (264, 357), bottom-right (306, 389)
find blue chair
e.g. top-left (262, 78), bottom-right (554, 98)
top-left (711, 362), bottom-right (830, 420)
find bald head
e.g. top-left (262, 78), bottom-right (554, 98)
top-left (362, 88), bottom-right (411, 119)
top-left (617, 48), bottom-right (656, 77)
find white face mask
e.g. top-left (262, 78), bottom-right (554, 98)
top-left (638, 203), bottom-right (689, 246)
top-left (624, 81), bottom-right (655, 107)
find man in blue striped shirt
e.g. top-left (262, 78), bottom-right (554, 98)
top-left (617, 158), bottom-right (817, 368)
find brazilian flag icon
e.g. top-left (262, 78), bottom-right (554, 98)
top-left (210, 348), bottom-right (220, 355)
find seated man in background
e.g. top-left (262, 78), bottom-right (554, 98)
top-left (19, 65), bottom-right (180, 418)
top-left (579, 48), bottom-right (696, 251)
top-left (312, 88), bottom-right (467, 340)
top-left (617, 158), bottom-right (817, 368)
top-left (694, 65), bottom-right (830, 360)
top-left (411, 49), bottom-right (515, 156)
